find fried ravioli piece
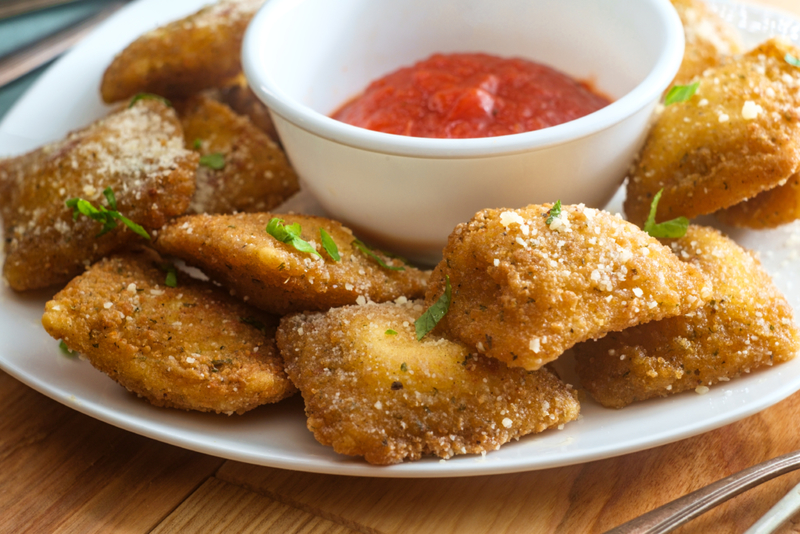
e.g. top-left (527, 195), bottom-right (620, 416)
top-left (0, 99), bottom-right (197, 291)
top-left (625, 38), bottom-right (800, 226)
top-left (276, 301), bottom-right (579, 465)
top-left (574, 226), bottom-right (799, 408)
top-left (177, 95), bottom-right (298, 214)
top-left (716, 173), bottom-right (800, 229)
top-left (205, 76), bottom-right (280, 143)
top-left (154, 213), bottom-right (429, 315)
top-left (425, 204), bottom-right (712, 371)
top-left (42, 251), bottom-right (295, 414)
top-left (670, 0), bottom-right (742, 86)
top-left (100, 0), bottom-right (266, 103)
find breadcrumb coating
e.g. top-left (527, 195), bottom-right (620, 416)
top-left (425, 204), bottom-right (711, 370)
top-left (204, 76), bottom-right (280, 144)
top-left (0, 99), bottom-right (197, 291)
top-left (177, 95), bottom-right (298, 214)
top-left (100, 0), bottom-right (266, 102)
top-left (41, 251), bottom-right (295, 414)
top-left (574, 225), bottom-right (799, 408)
top-left (625, 38), bottom-right (800, 226)
top-left (154, 213), bottom-right (430, 315)
top-left (276, 301), bottom-right (580, 465)
top-left (716, 172), bottom-right (800, 229)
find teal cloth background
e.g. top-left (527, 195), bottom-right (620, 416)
top-left (0, 0), bottom-right (115, 120)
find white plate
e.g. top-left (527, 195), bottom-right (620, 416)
top-left (1, 0), bottom-right (800, 478)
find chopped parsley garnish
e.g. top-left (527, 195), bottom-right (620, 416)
top-left (59, 340), bottom-right (77, 357)
top-left (66, 187), bottom-right (150, 239)
top-left (786, 53), bottom-right (800, 68)
top-left (664, 82), bottom-right (700, 106)
top-left (160, 263), bottom-right (178, 288)
top-left (193, 138), bottom-right (203, 149)
top-left (320, 228), bottom-right (340, 261)
top-left (353, 239), bottom-right (404, 271)
top-left (642, 189), bottom-right (689, 238)
top-left (266, 218), bottom-right (321, 258)
top-left (415, 275), bottom-right (452, 340)
top-left (385, 329), bottom-right (398, 335)
top-left (545, 200), bottom-right (562, 225)
top-left (240, 316), bottom-right (267, 333)
top-left (400, 362), bottom-right (408, 372)
top-left (128, 93), bottom-right (171, 108)
top-left (199, 152), bottom-right (226, 170)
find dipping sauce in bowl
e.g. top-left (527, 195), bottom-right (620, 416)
top-left (332, 53), bottom-right (612, 139)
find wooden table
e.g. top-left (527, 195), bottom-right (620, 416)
top-left (3, 0), bottom-right (800, 532)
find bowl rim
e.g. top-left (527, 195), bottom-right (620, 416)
top-left (242, 0), bottom-right (684, 159)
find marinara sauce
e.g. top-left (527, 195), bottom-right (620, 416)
top-left (332, 53), bottom-right (611, 139)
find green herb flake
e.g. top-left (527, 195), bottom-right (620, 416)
top-left (193, 138), bottom-right (203, 149)
top-left (128, 93), bottom-right (171, 108)
top-left (165, 268), bottom-right (177, 288)
top-left (664, 82), bottom-right (700, 106)
top-left (59, 340), bottom-right (77, 357)
top-left (786, 53), bottom-right (800, 68)
top-left (199, 152), bottom-right (226, 170)
top-left (642, 189), bottom-right (689, 238)
top-left (320, 228), bottom-right (340, 261)
top-left (65, 187), bottom-right (150, 239)
top-left (353, 239), bottom-right (404, 271)
top-left (400, 362), bottom-right (408, 372)
top-left (415, 275), bottom-right (452, 340)
top-left (385, 329), bottom-right (398, 335)
top-left (266, 218), bottom-right (321, 258)
top-left (545, 200), bottom-right (562, 225)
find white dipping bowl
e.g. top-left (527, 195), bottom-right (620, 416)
top-left (243, 0), bottom-right (684, 264)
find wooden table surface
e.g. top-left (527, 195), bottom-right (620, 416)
top-left (3, 1), bottom-right (800, 533)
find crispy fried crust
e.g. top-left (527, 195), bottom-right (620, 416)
top-left (625, 38), bottom-right (800, 226)
top-left (100, 0), bottom-right (265, 103)
top-left (177, 95), bottom-right (298, 214)
top-left (205, 76), bottom-right (280, 143)
top-left (574, 225), bottom-right (799, 408)
top-left (0, 100), bottom-right (197, 291)
top-left (276, 301), bottom-right (580, 465)
top-left (716, 173), bottom-right (800, 229)
top-left (670, 0), bottom-right (742, 86)
top-left (425, 204), bottom-right (712, 371)
top-left (41, 250), bottom-right (295, 414)
top-left (154, 213), bottom-right (430, 315)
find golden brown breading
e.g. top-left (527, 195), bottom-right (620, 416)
top-left (205, 76), bottom-right (280, 144)
top-left (670, 0), bottom-right (742, 86)
top-left (574, 225), bottom-right (799, 408)
top-left (425, 204), bottom-right (712, 371)
top-left (716, 173), bottom-right (800, 229)
top-left (100, 0), bottom-right (266, 103)
top-left (625, 38), bottom-right (800, 226)
top-left (41, 250), bottom-right (295, 414)
top-left (176, 95), bottom-right (298, 215)
top-left (154, 213), bottom-right (430, 315)
top-left (276, 300), bottom-right (580, 465)
top-left (0, 99), bottom-right (197, 291)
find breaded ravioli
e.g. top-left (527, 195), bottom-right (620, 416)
top-left (177, 95), bottom-right (298, 214)
top-left (716, 173), bottom-right (800, 229)
top-left (625, 38), bottom-right (800, 226)
top-left (41, 251), bottom-right (295, 414)
top-left (0, 99), bottom-right (197, 291)
top-left (154, 213), bottom-right (429, 315)
top-left (670, 0), bottom-right (742, 86)
top-left (425, 204), bottom-right (712, 371)
top-left (100, 0), bottom-right (266, 103)
top-left (276, 301), bottom-right (580, 465)
top-left (205, 77), bottom-right (280, 144)
top-left (574, 226), bottom-right (799, 408)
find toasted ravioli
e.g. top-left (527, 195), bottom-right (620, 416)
top-left (100, 0), bottom-right (265, 103)
top-left (670, 0), bottom-right (742, 86)
top-left (716, 173), bottom-right (800, 229)
top-left (574, 226), bottom-right (799, 408)
top-left (154, 213), bottom-right (430, 315)
top-left (276, 301), bottom-right (580, 465)
top-left (0, 99), bottom-right (197, 291)
top-left (625, 38), bottom-right (800, 226)
top-left (205, 77), bottom-right (280, 143)
top-left (177, 95), bottom-right (298, 214)
top-left (42, 251), bottom-right (295, 414)
top-left (425, 204), bottom-right (711, 371)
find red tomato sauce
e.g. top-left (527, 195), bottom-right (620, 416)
top-left (332, 53), bottom-right (612, 139)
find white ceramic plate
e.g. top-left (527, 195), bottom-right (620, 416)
top-left (1, 0), bottom-right (799, 478)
